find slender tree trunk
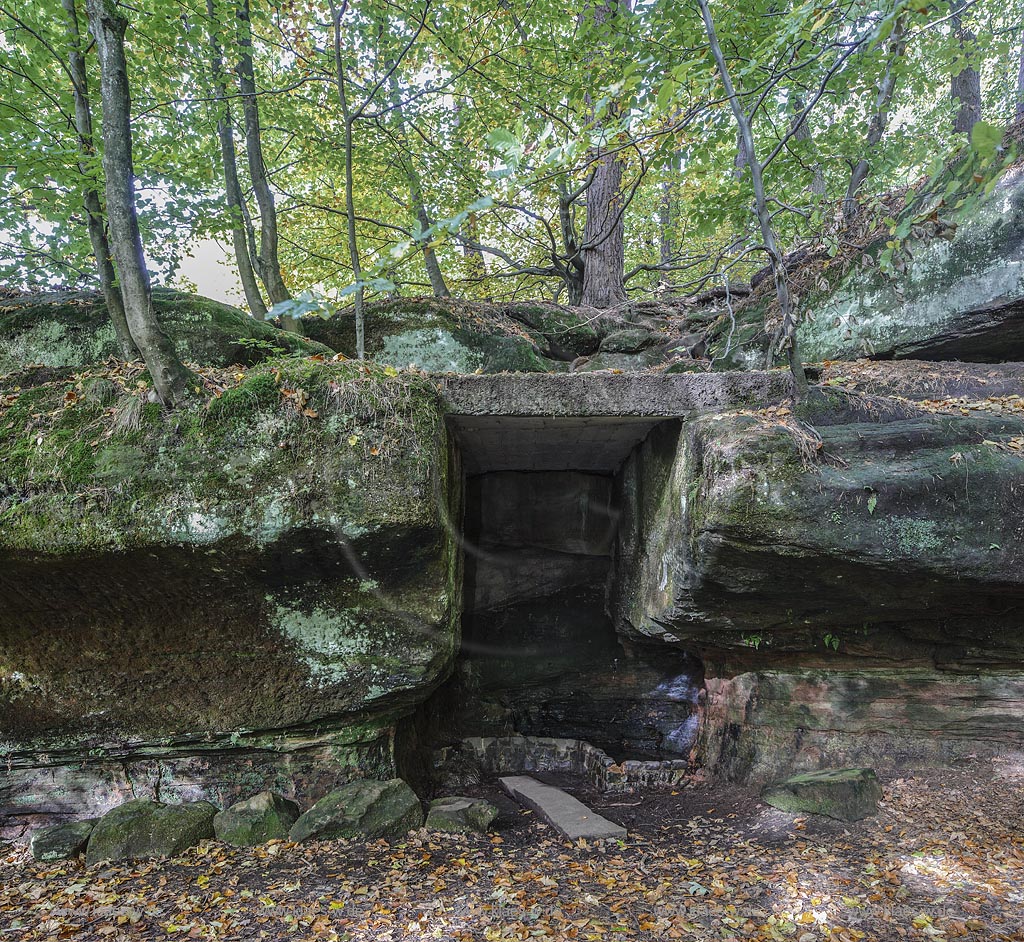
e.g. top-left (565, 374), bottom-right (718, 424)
top-left (85, 0), bottom-right (192, 404)
top-left (659, 178), bottom-right (673, 284)
top-left (698, 0), bottom-right (807, 395)
top-left (61, 0), bottom-right (138, 359)
top-left (950, 0), bottom-right (981, 135)
top-left (557, 176), bottom-right (585, 305)
top-left (1017, 39), bottom-right (1024, 120)
top-left (236, 0), bottom-right (290, 305)
top-left (733, 129), bottom-right (750, 181)
top-left (332, 2), bottom-right (364, 359)
top-left (579, 0), bottom-right (629, 309)
top-left (207, 0), bottom-right (267, 319)
top-left (844, 14), bottom-right (907, 221)
top-left (389, 76), bottom-right (450, 298)
top-left (790, 94), bottom-right (825, 197)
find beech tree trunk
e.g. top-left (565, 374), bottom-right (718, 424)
top-left (1016, 39), bottom-right (1024, 120)
top-left (790, 94), bottom-right (825, 197)
top-left (208, 0), bottom-right (267, 319)
top-left (61, 0), bottom-right (138, 359)
top-left (579, 0), bottom-right (629, 309)
top-left (85, 0), bottom-right (192, 404)
top-left (698, 0), bottom-right (807, 396)
top-left (389, 76), bottom-right (450, 298)
top-left (237, 0), bottom-right (291, 305)
top-left (950, 1), bottom-right (981, 135)
top-left (331, 1), bottom-right (364, 358)
top-left (844, 14), bottom-right (907, 221)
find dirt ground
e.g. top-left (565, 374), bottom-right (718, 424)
top-left (1, 759), bottom-right (1022, 941)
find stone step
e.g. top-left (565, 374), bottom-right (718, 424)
top-left (499, 775), bottom-right (626, 841)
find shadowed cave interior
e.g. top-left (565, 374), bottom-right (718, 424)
top-left (440, 416), bottom-right (703, 763)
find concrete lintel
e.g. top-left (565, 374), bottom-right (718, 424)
top-left (440, 370), bottom-right (793, 418)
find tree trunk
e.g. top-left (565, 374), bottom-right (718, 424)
top-left (85, 0), bottom-right (192, 404)
top-left (733, 129), bottom-right (750, 180)
top-left (331, 1), bottom-right (364, 358)
top-left (579, 0), bottom-right (629, 309)
top-left (557, 177), bottom-right (585, 305)
top-left (1018, 39), bottom-right (1024, 120)
top-left (698, 0), bottom-right (807, 396)
top-left (207, 0), bottom-right (267, 319)
top-left (844, 14), bottom-right (907, 221)
top-left (389, 75), bottom-right (450, 298)
top-left (658, 178), bottom-right (673, 286)
top-left (236, 0), bottom-right (291, 305)
top-left (790, 94), bottom-right (825, 197)
top-left (950, 1), bottom-right (981, 135)
top-left (61, 0), bottom-right (138, 359)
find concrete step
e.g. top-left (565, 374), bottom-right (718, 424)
top-left (499, 775), bottom-right (626, 841)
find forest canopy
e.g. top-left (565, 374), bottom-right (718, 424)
top-left (0, 0), bottom-right (1020, 389)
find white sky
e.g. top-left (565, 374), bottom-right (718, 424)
top-left (170, 237), bottom-right (247, 308)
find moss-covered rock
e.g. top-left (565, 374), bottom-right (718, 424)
top-left (298, 298), bottom-right (562, 373)
top-left (0, 357), bottom-right (461, 824)
top-left (762, 768), bottom-right (882, 821)
top-left (798, 167), bottom-right (1024, 362)
top-left (288, 778), bottom-right (423, 842)
top-left (425, 796), bottom-right (498, 833)
top-left (213, 791), bottom-right (300, 846)
top-left (29, 819), bottom-right (97, 861)
top-left (0, 287), bottom-right (330, 371)
top-left (85, 799), bottom-right (218, 865)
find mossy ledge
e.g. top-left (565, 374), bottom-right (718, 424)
top-left (0, 357), bottom-right (462, 823)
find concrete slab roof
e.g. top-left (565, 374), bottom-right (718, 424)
top-left (442, 370), bottom-right (793, 474)
top-left (440, 370), bottom-right (793, 418)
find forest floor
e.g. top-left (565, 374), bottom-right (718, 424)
top-left (1, 759), bottom-right (1022, 942)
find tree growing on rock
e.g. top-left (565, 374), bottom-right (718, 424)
top-left (85, 0), bottom-right (192, 404)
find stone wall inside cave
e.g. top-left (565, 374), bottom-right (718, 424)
top-left (451, 470), bottom-right (702, 762)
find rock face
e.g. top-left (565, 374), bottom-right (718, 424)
top-left (425, 796), bottom-right (498, 833)
top-left (799, 167), bottom-right (1024, 362)
top-left (0, 359), bottom-right (460, 831)
top-left (612, 387), bottom-right (1024, 782)
top-left (762, 769), bottom-right (883, 821)
top-left (213, 792), bottom-right (300, 846)
top-left (29, 819), bottom-right (97, 861)
top-left (288, 779), bottom-right (423, 843)
top-left (0, 287), bottom-right (329, 371)
top-left (86, 799), bottom-right (218, 865)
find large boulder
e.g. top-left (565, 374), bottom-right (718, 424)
top-left (0, 287), bottom-right (329, 371)
top-left (426, 796), bottom-right (498, 833)
top-left (298, 298), bottom-right (561, 373)
top-left (612, 383), bottom-right (1024, 782)
top-left (213, 791), bottom-right (300, 846)
top-left (288, 778), bottom-right (423, 843)
top-left (29, 819), bottom-right (97, 861)
top-left (799, 167), bottom-right (1024, 362)
top-left (86, 799), bottom-right (218, 865)
top-left (0, 358), bottom-right (460, 827)
top-left (762, 768), bottom-right (882, 821)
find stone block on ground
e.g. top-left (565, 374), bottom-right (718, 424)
top-left (288, 778), bottom-right (423, 843)
top-left (86, 799), bottom-right (218, 866)
top-left (426, 796), bottom-right (499, 833)
top-left (762, 768), bottom-right (882, 821)
top-left (500, 775), bottom-right (626, 841)
top-left (213, 791), bottom-right (300, 846)
top-left (29, 819), bottom-right (97, 861)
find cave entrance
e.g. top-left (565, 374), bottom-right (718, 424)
top-left (447, 416), bottom-right (703, 765)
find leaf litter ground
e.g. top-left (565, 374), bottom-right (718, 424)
top-left (1, 762), bottom-right (1022, 941)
